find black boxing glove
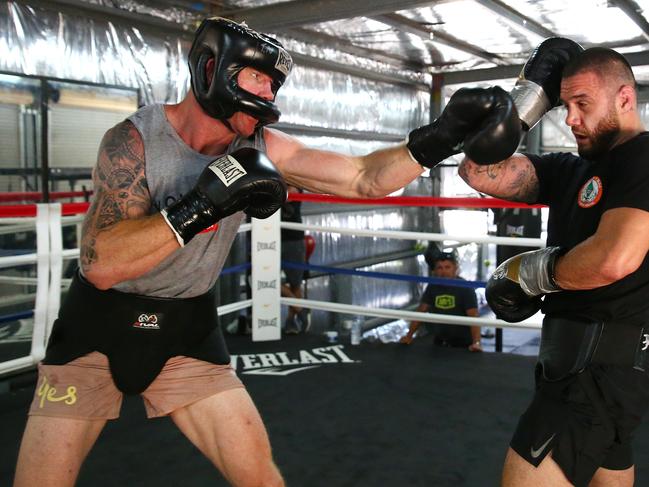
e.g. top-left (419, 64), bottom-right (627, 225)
top-left (486, 247), bottom-right (564, 323)
top-left (161, 147), bottom-right (287, 246)
top-left (406, 86), bottom-right (521, 167)
top-left (510, 37), bottom-right (584, 131)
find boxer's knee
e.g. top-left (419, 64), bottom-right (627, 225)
top-left (501, 448), bottom-right (573, 487)
top-left (589, 466), bottom-right (634, 487)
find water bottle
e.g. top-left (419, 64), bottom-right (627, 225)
top-left (351, 318), bottom-right (362, 346)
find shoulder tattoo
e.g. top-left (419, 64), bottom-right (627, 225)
top-left (80, 121), bottom-right (149, 270)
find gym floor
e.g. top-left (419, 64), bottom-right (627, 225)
top-left (1, 333), bottom-right (648, 486)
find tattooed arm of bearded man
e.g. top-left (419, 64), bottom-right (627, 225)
top-left (458, 154), bottom-right (539, 203)
top-left (80, 121), bottom-right (179, 290)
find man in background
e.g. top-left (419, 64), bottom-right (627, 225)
top-left (400, 251), bottom-right (482, 352)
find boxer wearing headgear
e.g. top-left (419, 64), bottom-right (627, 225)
top-left (188, 17), bottom-right (293, 127)
top-left (15, 16), bottom-right (526, 487)
top-left (460, 44), bottom-right (649, 487)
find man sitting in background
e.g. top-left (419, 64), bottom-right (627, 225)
top-left (400, 250), bottom-right (482, 352)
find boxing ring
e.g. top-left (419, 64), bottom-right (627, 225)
top-left (0, 192), bottom-right (545, 377)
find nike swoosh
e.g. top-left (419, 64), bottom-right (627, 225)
top-left (530, 433), bottom-right (556, 459)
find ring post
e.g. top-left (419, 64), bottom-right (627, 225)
top-left (251, 211), bottom-right (282, 341)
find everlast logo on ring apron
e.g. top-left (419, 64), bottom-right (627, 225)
top-left (231, 345), bottom-right (358, 376)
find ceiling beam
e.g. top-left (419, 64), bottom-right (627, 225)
top-left (284, 27), bottom-right (427, 72)
top-left (613, 0), bottom-right (649, 43)
top-left (23, 0), bottom-right (195, 38)
top-left (291, 51), bottom-right (429, 91)
top-left (442, 48), bottom-right (649, 84)
top-left (442, 64), bottom-right (522, 84)
top-left (227, 0), bottom-right (441, 30)
top-left (374, 13), bottom-right (506, 65)
top-left (474, 0), bottom-right (556, 39)
top-left (273, 122), bottom-right (404, 142)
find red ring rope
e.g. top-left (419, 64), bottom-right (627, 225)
top-left (0, 191), bottom-right (90, 202)
top-left (0, 203), bottom-right (90, 217)
top-left (0, 194), bottom-right (543, 218)
top-left (287, 193), bottom-right (544, 209)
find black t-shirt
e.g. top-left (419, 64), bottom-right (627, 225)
top-left (526, 132), bottom-right (649, 322)
top-left (420, 281), bottom-right (478, 316)
top-left (420, 281), bottom-right (478, 345)
top-left (280, 199), bottom-right (304, 241)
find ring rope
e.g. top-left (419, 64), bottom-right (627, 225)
top-left (0, 197), bottom-right (544, 365)
top-left (282, 261), bottom-right (487, 288)
top-left (0, 191), bottom-right (90, 202)
top-left (281, 297), bottom-right (541, 329)
top-left (287, 193), bottom-right (545, 209)
top-left (282, 222), bottom-right (544, 248)
top-left (0, 194), bottom-right (545, 219)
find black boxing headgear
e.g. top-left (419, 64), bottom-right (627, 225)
top-left (188, 17), bottom-right (293, 126)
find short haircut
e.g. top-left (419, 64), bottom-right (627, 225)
top-left (433, 252), bottom-right (458, 265)
top-left (424, 249), bottom-right (458, 268)
top-left (563, 47), bottom-right (636, 89)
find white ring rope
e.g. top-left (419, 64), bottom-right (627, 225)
top-left (281, 222), bottom-right (545, 248)
top-left (0, 204), bottom-right (543, 376)
top-left (281, 297), bottom-right (542, 329)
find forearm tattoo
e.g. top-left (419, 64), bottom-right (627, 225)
top-left (458, 158), bottom-right (539, 203)
top-left (80, 121), bottom-right (149, 271)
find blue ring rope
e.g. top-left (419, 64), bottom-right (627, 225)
top-left (282, 260), bottom-right (486, 289)
top-left (0, 310), bottom-right (34, 325)
top-left (220, 262), bottom-right (251, 275)
top-left (0, 261), bottom-right (484, 325)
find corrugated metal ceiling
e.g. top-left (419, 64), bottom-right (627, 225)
top-left (39, 0), bottom-right (649, 83)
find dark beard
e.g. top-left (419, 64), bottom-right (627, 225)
top-left (577, 109), bottom-right (620, 159)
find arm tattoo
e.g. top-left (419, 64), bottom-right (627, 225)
top-left (459, 157), bottom-right (539, 203)
top-left (508, 161), bottom-right (539, 203)
top-left (80, 121), bottom-right (149, 271)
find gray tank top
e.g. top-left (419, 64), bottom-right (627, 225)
top-left (111, 104), bottom-right (266, 298)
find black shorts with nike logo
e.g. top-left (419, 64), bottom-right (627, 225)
top-left (510, 363), bottom-right (649, 487)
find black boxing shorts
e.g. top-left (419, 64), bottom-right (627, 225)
top-left (43, 271), bottom-right (230, 395)
top-left (510, 316), bottom-right (649, 487)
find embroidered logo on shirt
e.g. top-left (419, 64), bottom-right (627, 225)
top-left (642, 334), bottom-right (649, 352)
top-left (435, 295), bottom-right (456, 310)
top-left (133, 313), bottom-right (161, 330)
top-left (577, 176), bottom-right (603, 208)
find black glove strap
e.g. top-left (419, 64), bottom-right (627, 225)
top-left (406, 119), bottom-right (462, 168)
top-left (162, 188), bottom-right (222, 245)
top-left (546, 246), bottom-right (566, 291)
